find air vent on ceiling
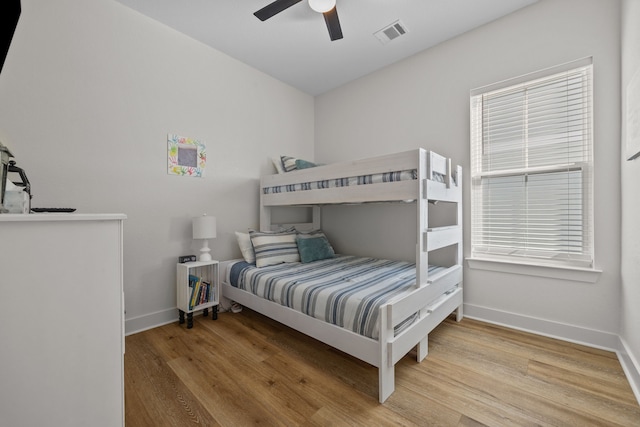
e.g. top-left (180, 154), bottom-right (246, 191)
top-left (374, 20), bottom-right (408, 45)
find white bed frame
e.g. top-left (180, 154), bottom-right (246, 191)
top-left (221, 149), bottom-right (463, 403)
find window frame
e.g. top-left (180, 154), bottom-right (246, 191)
top-left (468, 58), bottom-right (599, 278)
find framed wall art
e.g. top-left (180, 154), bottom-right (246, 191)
top-left (167, 134), bottom-right (206, 177)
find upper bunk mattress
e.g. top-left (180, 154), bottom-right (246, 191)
top-left (226, 255), bottom-right (447, 340)
top-left (262, 169), bottom-right (447, 195)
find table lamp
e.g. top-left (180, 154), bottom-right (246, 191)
top-left (193, 214), bottom-right (216, 261)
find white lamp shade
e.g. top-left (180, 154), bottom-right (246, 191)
top-left (193, 214), bottom-right (216, 240)
top-left (308, 0), bottom-right (335, 13)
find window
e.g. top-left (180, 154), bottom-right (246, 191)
top-left (470, 58), bottom-right (594, 269)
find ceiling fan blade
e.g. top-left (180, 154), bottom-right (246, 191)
top-left (323, 7), bottom-right (343, 41)
top-left (254, 0), bottom-right (303, 21)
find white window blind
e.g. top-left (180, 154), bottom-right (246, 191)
top-left (470, 59), bottom-right (594, 268)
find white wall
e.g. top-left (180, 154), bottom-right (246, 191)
top-left (620, 0), bottom-right (640, 400)
top-left (315, 0), bottom-right (622, 348)
top-left (0, 0), bottom-right (314, 333)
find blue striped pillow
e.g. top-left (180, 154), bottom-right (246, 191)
top-left (249, 229), bottom-right (300, 267)
top-left (280, 156), bottom-right (298, 172)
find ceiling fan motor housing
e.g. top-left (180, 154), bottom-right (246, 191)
top-left (308, 0), bottom-right (335, 13)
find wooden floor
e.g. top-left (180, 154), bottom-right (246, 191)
top-left (125, 309), bottom-right (640, 426)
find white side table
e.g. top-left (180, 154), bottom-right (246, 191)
top-left (177, 260), bottom-right (219, 328)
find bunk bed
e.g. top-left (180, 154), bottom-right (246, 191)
top-left (221, 148), bottom-right (463, 403)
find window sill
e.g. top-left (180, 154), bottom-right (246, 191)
top-left (466, 257), bottom-right (602, 283)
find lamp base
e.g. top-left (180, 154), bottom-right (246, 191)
top-left (199, 239), bottom-right (212, 262)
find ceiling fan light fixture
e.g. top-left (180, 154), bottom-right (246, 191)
top-left (308, 0), bottom-right (335, 13)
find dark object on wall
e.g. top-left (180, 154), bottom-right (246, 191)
top-left (1, 0), bottom-right (21, 73)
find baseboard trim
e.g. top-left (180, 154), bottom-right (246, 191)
top-left (617, 336), bottom-right (640, 405)
top-left (463, 303), bottom-right (619, 351)
top-left (125, 308), bottom-right (178, 336)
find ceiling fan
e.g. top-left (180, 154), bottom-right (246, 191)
top-left (254, 0), bottom-right (343, 41)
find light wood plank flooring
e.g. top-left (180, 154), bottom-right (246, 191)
top-left (125, 309), bottom-right (640, 426)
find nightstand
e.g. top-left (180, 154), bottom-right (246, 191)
top-left (177, 260), bottom-right (219, 328)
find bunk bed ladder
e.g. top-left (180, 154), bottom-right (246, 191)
top-left (455, 166), bottom-right (464, 321)
top-left (416, 150), bottom-right (430, 361)
top-left (416, 149), bottom-right (429, 286)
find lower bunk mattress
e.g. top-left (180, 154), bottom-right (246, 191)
top-left (225, 255), bottom-right (448, 340)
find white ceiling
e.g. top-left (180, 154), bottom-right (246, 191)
top-left (114, 0), bottom-right (538, 96)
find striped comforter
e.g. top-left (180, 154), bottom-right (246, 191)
top-left (228, 255), bottom-right (446, 340)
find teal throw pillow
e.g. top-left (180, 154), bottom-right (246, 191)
top-left (296, 236), bottom-right (335, 263)
top-left (295, 159), bottom-right (318, 169)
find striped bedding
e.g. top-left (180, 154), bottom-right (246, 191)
top-left (227, 255), bottom-right (447, 340)
top-left (263, 169), bottom-right (446, 195)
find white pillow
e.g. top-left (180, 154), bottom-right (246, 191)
top-left (271, 156), bottom-right (285, 174)
top-left (235, 231), bottom-right (255, 263)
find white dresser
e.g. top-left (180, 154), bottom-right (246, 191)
top-left (0, 214), bottom-right (126, 427)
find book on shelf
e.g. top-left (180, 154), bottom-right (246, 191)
top-left (188, 275), bottom-right (200, 310)
top-left (200, 281), bottom-right (211, 306)
top-left (188, 275), bottom-right (213, 310)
